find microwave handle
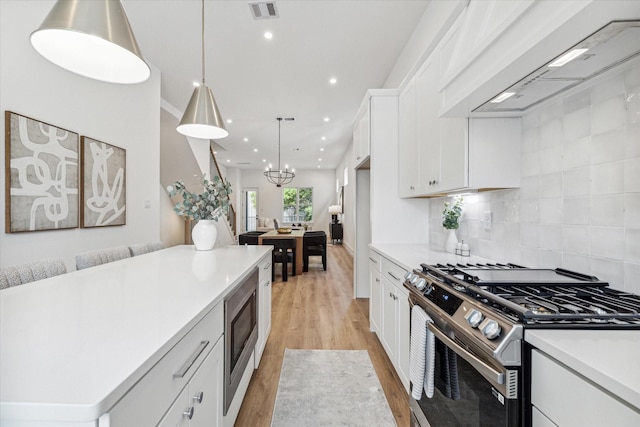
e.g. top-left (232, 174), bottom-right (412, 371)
top-left (427, 322), bottom-right (505, 385)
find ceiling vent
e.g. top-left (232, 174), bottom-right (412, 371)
top-left (474, 21), bottom-right (640, 113)
top-left (249, 2), bottom-right (279, 20)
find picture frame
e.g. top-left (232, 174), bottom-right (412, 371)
top-left (4, 111), bottom-right (79, 233)
top-left (80, 136), bottom-right (126, 228)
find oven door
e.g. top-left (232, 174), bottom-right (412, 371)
top-left (411, 322), bottom-right (520, 427)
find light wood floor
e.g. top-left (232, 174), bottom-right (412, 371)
top-left (235, 243), bottom-right (410, 426)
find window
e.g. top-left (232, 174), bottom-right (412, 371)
top-left (283, 187), bottom-right (313, 222)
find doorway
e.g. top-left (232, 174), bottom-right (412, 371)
top-left (243, 188), bottom-right (258, 232)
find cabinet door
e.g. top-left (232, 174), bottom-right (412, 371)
top-left (369, 263), bottom-right (381, 333)
top-left (397, 288), bottom-right (411, 393)
top-left (157, 388), bottom-right (190, 427)
top-left (398, 76), bottom-right (418, 198)
top-left (360, 109), bottom-right (370, 160)
top-left (189, 339), bottom-right (224, 427)
top-left (415, 55), bottom-right (441, 193)
top-left (439, 116), bottom-right (467, 191)
top-left (381, 278), bottom-right (398, 363)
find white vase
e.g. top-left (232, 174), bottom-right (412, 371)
top-left (444, 229), bottom-right (458, 253)
top-left (192, 220), bottom-right (218, 251)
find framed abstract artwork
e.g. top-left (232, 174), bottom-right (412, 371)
top-left (4, 111), bottom-right (79, 233)
top-left (80, 136), bottom-right (126, 228)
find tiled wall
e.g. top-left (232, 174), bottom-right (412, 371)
top-left (429, 61), bottom-right (640, 293)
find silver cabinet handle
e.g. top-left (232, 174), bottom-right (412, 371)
top-left (427, 323), bottom-right (505, 385)
top-left (183, 407), bottom-right (194, 420)
top-left (387, 271), bottom-right (400, 281)
top-left (375, 278), bottom-right (380, 282)
top-left (193, 391), bottom-right (204, 404)
top-left (264, 263), bottom-right (271, 270)
top-left (410, 186), bottom-right (415, 190)
top-left (173, 340), bottom-right (209, 378)
top-left (369, 257), bottom-right (378, 263)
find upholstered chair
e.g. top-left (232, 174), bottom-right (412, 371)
top-left (0, 258), bottom-right (67, 290)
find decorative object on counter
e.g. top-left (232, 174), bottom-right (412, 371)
top-left (5, 111), bottom-right (79, 233)
top-left (80, 136), bottom-right (126, 228)
top-left (167, 175), bottom-right (232, 251)
top-left (30, 0), bottom-right (150, 84)
top-left (271, 349), bottom-right (395, 427)
top-left (276, 227), bottom-right (292, 234)
top-left (455, 241), bottom-right (470, 257)
top-left (264, 117), bottom-right (295, 187)
top-left (176, 0), bottom-right (228, 139)
top-left (328, 204), bottom-right (341, 223)
top-left (442, 196), bottom-right (463, 253)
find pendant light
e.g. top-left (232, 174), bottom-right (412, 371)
top-left (176, 0), bottom-right (228, 140)
top-left (264, 118), bottom-right (295, 187)
top-left (30, 0), bottom-right (150, 84)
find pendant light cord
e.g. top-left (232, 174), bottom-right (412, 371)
top-left (277, 117), bottom-right (282, 171)
top-left (201, 0), bottom-right (205, 86)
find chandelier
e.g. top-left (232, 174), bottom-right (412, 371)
top-left (264, 117), bottom-right (295, 187)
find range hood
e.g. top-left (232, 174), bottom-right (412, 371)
top-left (474, 20), bottom-right (640, 113)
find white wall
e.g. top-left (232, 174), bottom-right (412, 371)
top-left (0, 0), bottom-right (161, 270)
top-left (429, 61), bottom-right (640, 293)
top-left (237, 169), bottom-right (336, 235)
top-left (335, 145), bottom-right (356, 253)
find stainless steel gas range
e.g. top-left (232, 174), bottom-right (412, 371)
top-left (404, 262), bottom-right (640, 427)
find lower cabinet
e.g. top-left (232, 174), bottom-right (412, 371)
top-left (531, 349), bottom-right (640, 426)
top-left (369, 250), bottom-right (382, 334)
top-left (255, 255), bottom-right (273, 368)
top-left (158, 338), bottom-right (224, 427)
top-left (374, 252), bottom-right (410, 394)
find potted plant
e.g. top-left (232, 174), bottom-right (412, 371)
top-left (167, 175), bottom-right (232, 250)
top-left (442, 196), bottom-right (463, 253)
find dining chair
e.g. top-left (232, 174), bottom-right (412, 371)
top-left (238, 231), bottom-right (265, 245)
top-left (0, 258), bottom-right (67, 290)
top-left (303, 231), bottom-right (327, 272)
top-left (261, 238), bottom-right (296, 282)
top-left (76, 246), bottom-right (131, 270)
top-left (129, 241), bottom-right (165, 256)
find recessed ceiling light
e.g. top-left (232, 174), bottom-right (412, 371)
top-left (490, 92), bottom-right (516, 103)
top-left (264, 31), bottom-right (273, 39)
top-left (329, 77), bottom-right (337, 85)
top-left (548, 48), bottom-right (588, 67)
top-left (320, 148), bottom-right (324, 151)
top-left (317, 165), bottom-right (320, 168)
top-left (226, 159), bottom-right (230, 162)
top-left (253, 148), bottom-right (258, 152)
top-left (226, 119), bottom-right (233, 124)
top-left (318, 158), bottom-right (322, 161)
top-left (243, 137), bottom-right (249, 142)
top-left (323, 117), bottom-right (330, 122)
top-left (321, 136), bottom-right (326, 141)
top-left (262, 159), bottom-right (266, 162)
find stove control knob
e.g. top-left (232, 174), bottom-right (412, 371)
top-left (465, 309), bottom-right (484, 328)
top-left (480, 319), bottom-right (501, 340)
top-left (404, 271), bottom-right (413, 281)
top-left (416, 278), bottom-right (427, 291)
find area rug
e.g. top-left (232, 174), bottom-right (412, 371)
top-left (271, 349), bottom-right (397, 427)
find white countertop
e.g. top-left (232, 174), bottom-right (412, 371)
top-left (369, 243), bottom-right (495, 271)
top-left (526, 329), bottom-right (640, 411)
top-left (0, 245), bottom-right (271, 423)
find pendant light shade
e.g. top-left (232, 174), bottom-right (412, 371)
top-left (177, 0), bottom-right (228, 140)
top-left (264, 118), bottom-right (295, 187)
top-left (177, 85), bottom-right (229, 139)
top-left (30, 0), bottom-right (150, 84)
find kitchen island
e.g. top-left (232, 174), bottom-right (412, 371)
top-left (0, 244), bottom-right (272, 427)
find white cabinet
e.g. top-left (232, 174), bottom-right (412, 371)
top-left (368, 250), bottom-right (382, 334)
top-left (378, 256), bottom-right (410, 394)
top-left (353, 102), bottom-right (370, 168)
top-left (531, 349), bottom-right (640, 427)
top-left (398, 37), bottom-right (521, 198)
top-left (158, 338), bottom-right (224, 427)
top-left (255, 255), bottom-right (272, 368)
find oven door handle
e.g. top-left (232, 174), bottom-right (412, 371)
top-left (427, 323), bottom-right (505, 385)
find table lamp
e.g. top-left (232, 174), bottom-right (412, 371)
top-left (329, 205), bottom-right (341, 223)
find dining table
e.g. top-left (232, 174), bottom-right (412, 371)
top-left (258, 229), bottom-right (305, 276)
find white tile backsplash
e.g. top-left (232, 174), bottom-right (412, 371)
top-left (427, 63), bottom-right (640, 291)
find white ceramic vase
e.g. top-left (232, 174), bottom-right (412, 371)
top-left (192, 220), bottom-right (218, 251)
top-left (444, 229), bottom-right (458, 253)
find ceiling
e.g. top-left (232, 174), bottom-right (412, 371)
top-left (122, 0), bottom-right (430, 171)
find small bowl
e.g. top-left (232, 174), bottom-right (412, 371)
top-left (277, 228), bottom-right (292, 234)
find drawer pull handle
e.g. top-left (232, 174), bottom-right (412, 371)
top-left (193, 391), bottom-right (204, 404)
top-left (387, 271), bottom-right (400, 281)
top-left (369, 257), bottom-right (378, 263)
top-left (183, 407), bottom-right (194, 420)
top-left (173, 340), bottom-right (210, 379)
top-left (264, 263), bottom-right (271, 270)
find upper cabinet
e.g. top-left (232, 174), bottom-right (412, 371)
top-left (353, 101), bottom-right (371, 169)
top-left (440, 0), bottom-right (640, 116)
top-left (398, 33), bottom-right (521, 198)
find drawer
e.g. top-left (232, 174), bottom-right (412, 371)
top-left (106, 303), bottom-right (224, 427)
top-left (368, 250), bottom-right (381, 272)
top-left (531, 349), bottom-right (640, 427)
top-left (381, 256), bottom-right (407, 287)
top-left (259, 254), bottom-right (272, 284)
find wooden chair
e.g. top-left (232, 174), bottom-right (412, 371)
top-left (303, 231), bottom-right (327, 272)
top-left (0, 258), bottom-right (67, 290)
top-left (261, 238), bottom-right (296, 282)
top-left (238, 231), bottom-right (266, 245)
